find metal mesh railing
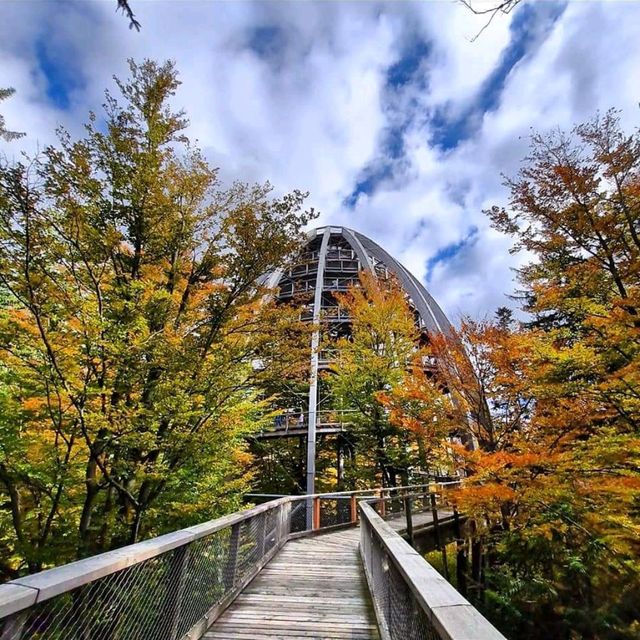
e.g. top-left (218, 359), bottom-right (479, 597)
top-left (359, 500), bottom-right (506, 640)
top-left (0, 483), bottom-right (459, 640)
top-left (318, 496), bottom-right (353, 527)
top-left (0, 503), bottom-right (289, 640)
top-left (367, 490), bottom-right (428, 525)
top-left (361, 510), bottom-right (439, 640)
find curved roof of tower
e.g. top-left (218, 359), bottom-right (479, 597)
top-left (337, 226), bottom-right (452, 335)
top-left (269, 226), bottom-right (453, 335)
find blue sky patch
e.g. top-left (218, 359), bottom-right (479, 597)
top-left (426, 226), bottom-right (479, 282)
top-left (344, 37), bottom-right (431, 208)
top-left (35, 37), bottom-right (84, 110)
top-left (346, 3), bottom-right (567, 208)
top-left (342, 124), bottom-right (411, 207)
top-left (430, 1), bottom-right (567, 151)
top-left (343, 165), bottom-right (393, 208)
top-left (386, 39), bottom-right (430, 90)
top-left (343, 129), bottom-right (404, 208)
top-left (247, 25), bottom-right (288, 64)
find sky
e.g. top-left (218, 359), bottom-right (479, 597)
top-left (1, 0), bottom-right (639, 323)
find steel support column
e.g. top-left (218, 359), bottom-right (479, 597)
top-left (306, 228), bottom-right (331, 506)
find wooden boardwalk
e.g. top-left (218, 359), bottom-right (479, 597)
top-left (388, 508), bottom-right (453, 533)
top-left (205, 528), bottom-right (379, 640)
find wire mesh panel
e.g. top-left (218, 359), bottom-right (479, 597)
top-left (0, 484), bottom-right (458, 640)
top-left (318, 496), bottom-right (353, 527)
top-left (361, 512), bottom-right (448, 640)
top-left (387, 555), bottom-right (439, 640)
top-left (1, 550), bottom-right (185, 640)
top-left (412, 491), bottom-right (432, 514)
top-left (359, 500), bottom-right (506, 640)
top-left (289, 499), bottom-right (309, 533)
top-left (0, 502), bottom-right (289, 640)
top-left (382, 495), bottom-right (406, 520)
top-left (173, 528), bottom-right (229, 638)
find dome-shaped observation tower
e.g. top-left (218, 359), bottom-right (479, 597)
top-left (258, 226), bottom-right (454, 495)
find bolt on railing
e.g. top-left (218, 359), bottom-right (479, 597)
top-left (359, 499), bottom-right (506, 640)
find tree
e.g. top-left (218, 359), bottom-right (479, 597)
top-left (485, 111), bottom-right (640, 593)
top-left (326, 272), bottom-right (424, 487)
top-left (0, 88), bottom-right (24, 142)
top-left (466, 111), bottom-right (640, 639)
top-left (0, 59), bottom-right (314, 575)
top-left (489, 109), bottom-right (640, 437)
top-left (484, 110), bottom-right (640, 639)
top-left (389, 313), bottom-right (640, 638)
top-left (392, 316), bottom-right (535, 456)
top-left (383, 111), bottom-right (640, 638)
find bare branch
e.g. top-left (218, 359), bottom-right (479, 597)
top-left (459, 0), bottom-right (523, 42)
top-left (116, 0), bottom-right (141, 31)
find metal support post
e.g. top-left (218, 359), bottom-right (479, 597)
top-left (305, 229), bottom-right (330, 528)
top-left (403, 493), bottom-right (414, 548)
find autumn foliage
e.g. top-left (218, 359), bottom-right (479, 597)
top-left (325, 271), bottom-right (431, 487)
top-left (0, 57), bottom-right (638, 639)
top-left (385, 111), bottom-right (640, 639)
top-left (0, 60), bottom-right (314, 576)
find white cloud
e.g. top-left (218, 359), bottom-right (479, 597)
top-left (1, 0), bottom-right (639, 323)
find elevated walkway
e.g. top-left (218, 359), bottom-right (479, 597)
top-left (206, 528), bottom-right (378, 639)
top-left (0, 484), bottom-right (505, 640)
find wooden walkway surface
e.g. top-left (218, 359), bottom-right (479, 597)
top-left (204, 528), bottom-right (379, 640)
top-left (388, 508), bottom-right (452, 533)
top-left (204, 508), bottom-right (451, 639)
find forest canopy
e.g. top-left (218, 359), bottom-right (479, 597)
top-left (0, 59), bottom-right (314, 576)
top-left (384, 110), bottom-right (640, 639)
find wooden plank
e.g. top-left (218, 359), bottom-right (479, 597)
top-left (204, 528), bottom-right (379, 640)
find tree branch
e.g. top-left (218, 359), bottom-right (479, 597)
top-left (459, 0), bottom-right (523, 42)
top-left (116, 0), bottom-right (141, 31)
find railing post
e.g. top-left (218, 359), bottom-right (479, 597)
top-left (471, 519), bottom-right (483, 599)
top-left (430, 492), bottom-right (449, 580)
top-left (403, 492), bottom-right (414, 548)
top-left (454, 507), bottom-right (468, 597)
top-left (312, 496), bottom-right (321, 530)
top-left (223, 522), bottom-right (241, 590)
top-left (167, 544), bottom-right (191, 640)
top-left (430, 491), bottom-right (440, 545)
top-left (378, 489), bottom-right (386, 518)
top-left (350, 494), bottom-right (358, 524)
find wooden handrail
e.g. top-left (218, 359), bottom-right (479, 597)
top-left (359, 501), bottom-right (505, 640)
top-left (0, 482), bottom-right (459, 619)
